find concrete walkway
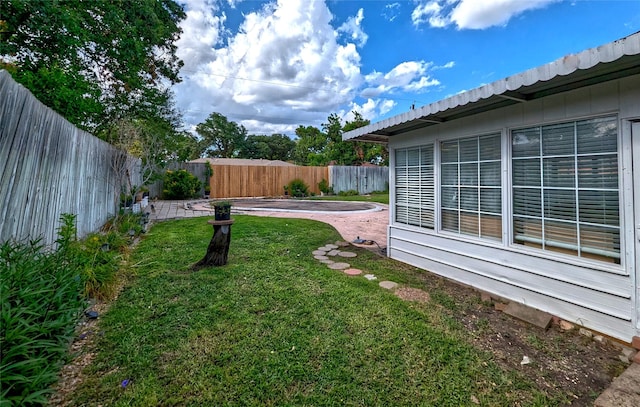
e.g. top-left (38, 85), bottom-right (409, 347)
top-left (148, 200), bottom-right (213, 220)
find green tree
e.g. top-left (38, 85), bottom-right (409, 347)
top-left (240, 134), bottom-right (296, 161)
top-left (0, 0), bottom-right (186, 132)
top-left (196, 112), bottom-right (247, 158)
top-left (265, 134), bottom-right (296, 161)
top-left (293, 125), bottom-right (329, 165)
top-left (293, 112), bottom-right (387, 166)
top-left (323, 113), bottom-right (354, 165)
top-left (239, 135), bottom-right (271, 159)
top-left (343, 111), bottom-right (388, 165)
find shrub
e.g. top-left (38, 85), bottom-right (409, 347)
top-left (69, 232), bottom-right (121, 299)
top-left (0, 212), bottom-right (143, 404)
top-left (318, 178), bottom-right (333, 194)
top-left (338, 189), bottom-right (359, 196)
top-left (163, 169), bottom-right (202, 199)
top-left (0, 218), bottom-right (85, 405)
top-left (287, 178), bottom-right (309, 197)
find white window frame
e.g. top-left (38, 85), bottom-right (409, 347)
top-left (393, 144), bottom-right (435, 229)
top-left (509, 115), bottom-right (621, 264)
top-left (439, 133), bottom-right (503, 241)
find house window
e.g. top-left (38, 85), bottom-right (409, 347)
top-left (395, 145), bottom-right (434, 229)
top-left (512, 116), bottom-right (620, 264)
top-left (440, 134), bottom-right (502, 240)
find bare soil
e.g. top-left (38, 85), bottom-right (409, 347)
top-left (408, 269), bottom-right (631, 406)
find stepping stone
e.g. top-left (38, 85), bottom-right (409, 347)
top-left (327, 250), bottom-right (340, 256)
top-left (328, 262), bottom-right (350, 270)
top-left (319, 259), bottom-right (335, 264)
top-left (379, 281), bottom-right (398, 290)
top-left (314, 255), bottom-right (329, 260)
top-left (364, 274), bottom-right (377, 281)
top-left (336, 241), bottom-right (350, 247)
top-left (344, 268), bottom-right (362, 276)
top-left (318, 246), bottom-right (331, 251)
top-left (312, 250), bottom-right (327, 256)
top-left (338, 251), bottom-right (357, 258)
top-left (325, 244), bottom-right (339, 249)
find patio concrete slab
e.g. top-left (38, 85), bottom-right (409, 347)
top-left (595, 363), bottom-right (640, 407)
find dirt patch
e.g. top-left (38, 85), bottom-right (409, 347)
top-left (47, 302), bottom-right (107, 406)
top-left (409, 272), bottom-right (630, 406)
top-left (395, 287), bottom-right (431, 303)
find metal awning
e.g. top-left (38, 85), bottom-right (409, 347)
top-left (343, 31), bottom-right (640, 143)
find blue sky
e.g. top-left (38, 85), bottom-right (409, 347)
top-left (173, 0), bottom-right (640, 136)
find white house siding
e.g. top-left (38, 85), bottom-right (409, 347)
top-left (388, 75), bottom-right (640, 342)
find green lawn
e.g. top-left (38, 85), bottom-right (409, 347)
top-left (70, 216), bottom-right (557, 406)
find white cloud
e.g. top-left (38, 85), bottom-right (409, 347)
top-left (361, 61), bottom-right (440, 97)
top-left (176, 0), bottom-right (227, 69)
top-left (343, 98), bottom-right (397, 122)
top-left (433, 61), bottom-right (455, 69)
top-left (175, 0), bottom-right (366, 134)
top-left (382, 3), bottom-right (401, 22)
top-left (338, 8), bottom-right (369, 47)
top-left (173, 0), bottom-right (445, 135)
top-left (412, 0), bottom-right (449, 28)
top-left (412, 0), bottom-right (560, 29)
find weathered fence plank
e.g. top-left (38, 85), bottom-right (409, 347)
top-left (0, 70), bottom-right (141, 247)
top-left (329, 166), bottom-right (389, 194)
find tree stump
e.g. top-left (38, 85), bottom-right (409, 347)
top-left (192, 219), bottom-right (234, 269)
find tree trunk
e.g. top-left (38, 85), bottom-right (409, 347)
top-left (192, 220), bottom-right (234, 269)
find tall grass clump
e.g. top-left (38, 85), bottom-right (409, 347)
top-left (0, 215), bottom-right (85, 405)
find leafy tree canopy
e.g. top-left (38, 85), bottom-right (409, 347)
top-left (0, 0), bottom-right (186, 132)
top-left (294, 111), bottom-right (387, 166)
top-left (196, 112), bottom-right (247, 158)
top-left (293, 125), bottom-right (329, 166)
top-left (239, 134), bottom-right (296, 161)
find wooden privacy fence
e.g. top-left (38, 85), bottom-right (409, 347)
top-left (209, 165), bottom-right (328, 198)
top-left (329, 165), bottom-right (389, 194)
top-left (0, 70), bottom-right (141, 247)
top-left (153, 162), bottom-right (390, 199)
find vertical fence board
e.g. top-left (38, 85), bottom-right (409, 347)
top-left (0, 70), bottom-right (141, 247)
top-left (328, 166), bottom-right (389, 194)
top-left (206, 165), bottom-right (329, 198)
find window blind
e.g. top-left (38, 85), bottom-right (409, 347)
top-left (395, 145), bottom-right (434, 229)
top-left (511, 116), bottom-right (620, 263)
top-left (440, 134), bottom-right (502, 240)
